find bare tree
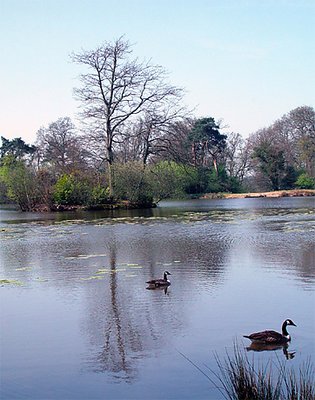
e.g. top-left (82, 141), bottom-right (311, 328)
top-left (224, 132), bottom-right (251, 183)
top-left (119, 107), bottom-right (189, 165)
top-left (155, 118), bottom-right (196, 164)
top-left (72, 37), bottom-right (185, 195)
top-left (36, 117), bottom-right (86, 175)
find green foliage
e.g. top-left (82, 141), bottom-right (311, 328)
top-left (0, 156), bottom-right (39, 211)
top-left (189, 118), bottom-right (226, 148)
top-left (253, 143), bottom-right (286, 190)
top-left (209, 165), bottom-right (230, 192)
top-left (188, 118), bottom-right (227, 168)
top-left (281, 165), bottom-right (298, 189)
top-left (226, 176), bottom-right (243, 193)
top-left (193, 167), bottom-right (211, 194)
top-left (204, 165), bottom-right (242, 193)
top-left (53, 174), bottom-right (91, 205)
top-left (0, 136), bottom-right (36, 160)
top-left (253, 141), bottom-right (303, 190)
top-left (148, 162), bottom-right (243, 200)
top-left (91, 185), bottom-right (110, 204)
top-left (0, 179), bottom-right (10, 203)
top-left (295, 173), bottom-right (315, 189)
top-left (112, 162), bottom-right (152, 203)
top-left (149, 161), bottom-right (196, 201)
top-left (180, 166), bottom-right (200, 194)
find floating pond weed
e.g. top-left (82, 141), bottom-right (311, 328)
top-left (0, 279), bottom-right (23, 286)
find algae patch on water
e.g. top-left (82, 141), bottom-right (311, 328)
top-left (80, 276), bottom-right (104, 281)
top-left (95, 268), bottom-right (110, 274)
top-left (0, 279), bottom-right (23, 286)
top-left (65, 253), bottom-right (107, 260)
top-left (35, 277), bottom-right (49, 282)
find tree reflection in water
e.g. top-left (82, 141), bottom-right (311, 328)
top-left (91, 242), bottom-right (140, 381)
top-left (83, 238), bottom-right (183, 382)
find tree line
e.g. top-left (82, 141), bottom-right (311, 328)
top-left (0, 38), bottom-right (314, 211)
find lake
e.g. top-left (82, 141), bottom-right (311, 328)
top-left (0, 197), bottom-right (314, 399)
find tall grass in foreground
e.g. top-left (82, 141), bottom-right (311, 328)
top-left (282, 362), bottom-right (315, 400)
top-left (179, 345), bottom-right (315, 400)
top-left (212, 347), bottom-right (314, 400)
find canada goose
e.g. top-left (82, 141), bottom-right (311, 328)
top-left (146, 271), bottom-right (171, 287)
top-left (244, 319), bottom-right (297, 344)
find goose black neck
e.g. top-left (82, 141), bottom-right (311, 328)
top-left (163, 272), bottom-right (167, 280)
top-left (282, 321), bottom-right (289, 336)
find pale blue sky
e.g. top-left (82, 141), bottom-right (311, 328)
top-left (1, 0), bottom-right (314, 143)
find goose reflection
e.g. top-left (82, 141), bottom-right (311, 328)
top-left (146, 285), bottom-right (169, 294)
top-left (246, 342), bottom-right (296, 360)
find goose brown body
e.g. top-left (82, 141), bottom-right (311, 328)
top-left (244, 319), bottom-right (296, 344)
top-left (146, 271), bottom-right (171, 287)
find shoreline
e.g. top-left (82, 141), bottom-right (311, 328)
top-left (220, 189), bottom-right (315, 199)
top-left (2, 190), bottom-right (314, 212)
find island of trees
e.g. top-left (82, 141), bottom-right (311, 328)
top-left (1, 38), bottom-right (314, 211)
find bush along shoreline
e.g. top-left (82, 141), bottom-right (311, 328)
top-left (2, 189), bottom-right (314, 213)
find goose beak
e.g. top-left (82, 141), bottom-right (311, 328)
top-left (291, 322), bottom-right (297, 327)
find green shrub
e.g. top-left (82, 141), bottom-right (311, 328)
top-left (0, 156), bottom-right (39, 210)
top-left (281, 165), bottom-right (298, 189)
top-left (226, 176), bottom-right (243, 193)
top-left (207, 166), bottom-right (228, 193)
top-left (53, 174), bottom-right (91, 205)
top-left (113, 162), bottom-right (152, 203)
top-left (90, 185), bottom-right (110, 204)
top-left (149, 161), bottom-right (190, 201)
top-left (295, 173), bottom-right (315, 189)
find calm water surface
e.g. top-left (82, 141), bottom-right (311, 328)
top-left (1, 198), bottom-right (314, 399)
